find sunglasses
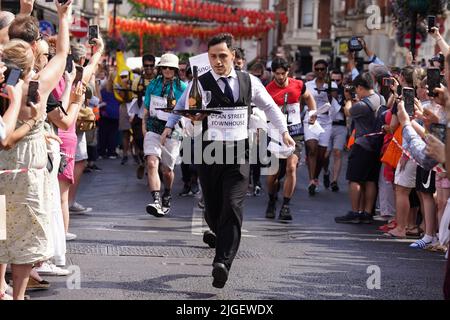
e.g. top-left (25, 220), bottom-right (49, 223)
top-left (120, 75), bottom-right (129, 79)
top-left (143, 64), bottom-right (155, 68)
top-left (315, 68), bottom-right (326, 72)
top-left (161, 66), bottom-right (176, 71)
top-left (36, 33), bottom-right (45, 42)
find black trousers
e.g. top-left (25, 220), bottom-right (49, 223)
top-left (97, 117), bottom-right (119, 157)
top-left (198, 163), bottom-right (250, 270)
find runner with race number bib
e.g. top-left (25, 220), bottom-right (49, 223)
top-left (142, 53), bottom-right (187, 217)
top-left (264, 57), bottom-right (317, 220)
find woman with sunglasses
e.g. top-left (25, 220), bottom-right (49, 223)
top-left (142, 53), bottom-right (187, 217)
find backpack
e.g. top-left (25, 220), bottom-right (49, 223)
top-left (359, 93), bottom-right (387, 155)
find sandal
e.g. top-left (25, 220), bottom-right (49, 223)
top-left (383, 231), bottom-right (406, 239)
top-left (378, 220), bottom-right (397, 232)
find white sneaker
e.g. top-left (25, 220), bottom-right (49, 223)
top-left (66, 232), bottom-right (77, 241)
top-left (34, 261), bottom-right (72, 276)
top-left (69, 202), bottom-right (92, 214)
top-left (146, 200), bottom-right (165, 217)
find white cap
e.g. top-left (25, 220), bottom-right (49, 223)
top-left (120, 70), bottom-right (129, 77)
top-left (157, 53), bottom-right (179, 70)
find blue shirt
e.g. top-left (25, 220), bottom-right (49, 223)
top-left (352, 55), bottom-right (385, 80)
top-left (100, 89), bottom-right (120, 120)
top-left (144, 76), bottom-right (187, 134)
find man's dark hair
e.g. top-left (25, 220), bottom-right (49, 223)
top-left (271, 57), bottom-right (290, 72)
top-left (331, 69), bottom-right (343, 77)
top-left (8, 15), bottom-right (39, 44)
top-left (353, 72), bottom-right (374, 90)
top-left (401, 66), bottom-right (415, 87)
top-left (142, 54), bottom-right (155, 64)
top-left (235, 47), bottom-right (245, 60)
top-left (314, 59), bottom-right (328, 68)
top-left (249, 62), bottom-right (265, 73)
top-left (208, 33), bottom-right (234, 50)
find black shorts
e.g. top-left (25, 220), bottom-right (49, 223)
top-left (415, 167), bottom-right (436, 194)
top-left (346, 143), bottom-right (381, 183)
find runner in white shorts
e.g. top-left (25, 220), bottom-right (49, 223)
top-left (304, 60), bottom-right (341, 195)
top-left (142, 53), bottom-right (187, 217)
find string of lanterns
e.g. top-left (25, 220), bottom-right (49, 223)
top-left (110, 16), bottom-right (273, 40)
top-left (129, 0), bottom-right (288, 25)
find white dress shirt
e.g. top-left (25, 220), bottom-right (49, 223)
top-left (167, 68), bottom-right (288, 135)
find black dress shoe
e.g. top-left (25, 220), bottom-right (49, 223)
top-left (212, 263), bottom-right (228, 289)
top-left (203, 230), bottom-right (216, 248)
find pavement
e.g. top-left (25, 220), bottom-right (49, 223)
top-left (28, 154), bottom-right (447, 300)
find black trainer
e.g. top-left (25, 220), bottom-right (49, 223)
top-left (179, 184), bottom-right (191, 197)
top-left (191, 183), bottom-right (200, 195)
top-left (136, 164), bottom-right (145, 180)
top-left (308, 183), bottom-right (316, 196)
top-left (265, 201), bottom-right (276, 219)
top-left (359, 212), bottom-right (373, 224)
top-left (279, 205), bottom-right (292, 221)
top-left (330, 181), bottom-right (339, 192)
top-left (323, 172), bottom-right (330, 189)
top-left (335, 211), bottom-right (361, 224)
top-left (203, 230), bottom-right (216, 248)
top-left (162, 195), bottom-right (171, 214)
top-left (121, 156), bottom-right (128, 165)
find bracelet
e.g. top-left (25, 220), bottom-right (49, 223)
top-left (23, 120), bottom-right (34, 130)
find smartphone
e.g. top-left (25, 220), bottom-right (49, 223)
top-left (382, 77), bottom-right (393, 87)
top-left (57, 0), bottom-right (69, 4)
top-left (65, 54), bottom-right (73, 73)
top-left (402, 87), bottom-right (415, 116)
top-left (26, 81), bottom-right (39, 107)
top-left (428, 15), bottom-right (436, 33)
top-left (427, 67), bottom-right (441, 97)
top-left (1, 68), bottom-right (22, 95)
top-left (88, 25), bottom-right (99, 45)
top-left (74, 66), bottom-right (84, 85)
top-left (430, 123), bottom-right (446, 143)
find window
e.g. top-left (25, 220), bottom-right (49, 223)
top-left (300, 0), bottom-right (314, 28)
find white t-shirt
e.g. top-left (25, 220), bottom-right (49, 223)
top-left (305, 79), bottom-right (341, 127)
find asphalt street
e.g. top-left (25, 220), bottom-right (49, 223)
top-left (30, 154), bottom-right (447, 300)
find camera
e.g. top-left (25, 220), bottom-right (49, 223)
top-left (345, 84), bottom-right (356, 99)
top-left (382, 77), bottom-right (393, 87)
top-left (348, 37), bottom-right (363, 52)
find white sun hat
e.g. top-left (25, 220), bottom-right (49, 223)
top-left (157, 53), bottom-right (179, 70)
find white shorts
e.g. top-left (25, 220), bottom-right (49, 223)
top-left (144, 131), bottom-right (181, 170)
top-left (394, 159), bottom-right (417, 188)
top-left (304, 123), bottom-right (332, 147)
top-left (75, 132), bottom-right (88, 162)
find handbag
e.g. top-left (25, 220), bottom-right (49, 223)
top-left (380, 126), bottom-right (403, 168)
top-left (59, 154), bottom-right (68, 174)
top-left (77, 106), bottom-right (96, 132)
